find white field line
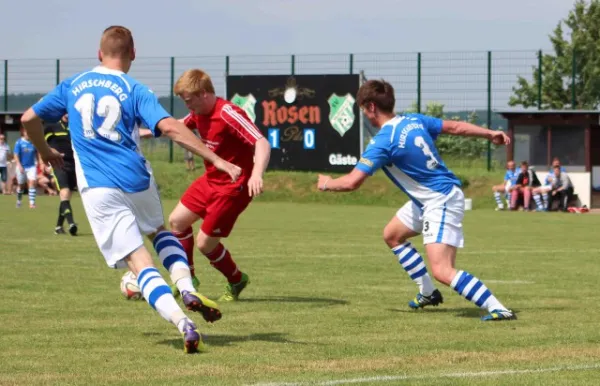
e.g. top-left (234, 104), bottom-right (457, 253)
top-left (247, 363), bottom-right (600, 386)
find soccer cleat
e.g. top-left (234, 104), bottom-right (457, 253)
top-left (16, 200), bottom-right (21, 208)
top-left (495, 207), bottom-right (505, 211)
top-left (219, 272), bottom-right (250, 302)
top-left (481, 309), bottom-right (517, 321)
top-left (69, 223), bottom-right (78, 236)
top-left (171, 276), bottom-right (200, 298)
top-left (54, 227), bottom-right (66, 235)
top-left (181, 319), bottom-right (205, 354)
top-left (408, 289), bottom-right (444, 309)
top-left (29, 204), bottom-right (36, 209)
top-left (182, 291), bottom-right (222, 323)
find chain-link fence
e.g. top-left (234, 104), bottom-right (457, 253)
top-left (0, 51), bottom-right (551, 167)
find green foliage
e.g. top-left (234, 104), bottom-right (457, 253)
top-left (509, 0), bottom-right (600, 109)
top-left (403, 101), bottom-right (493, 159)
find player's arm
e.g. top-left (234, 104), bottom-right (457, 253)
top-left (441, 120), bottom-right (510, 145)
top-left (318, 168), bottom-right (370, 192)
top-left (135, 87), bottom-right (241, 182)
top-left (13, 142), bottom-right (23, 171)
top-left (220, 105), bottom-right (271, 197)
top-left (318, 133), bottom-right (390, 192)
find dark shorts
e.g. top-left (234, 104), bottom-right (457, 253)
top-left (52, 164), bottom-right (77, 191)
top-left (0, 166), bottom-right (6, 182)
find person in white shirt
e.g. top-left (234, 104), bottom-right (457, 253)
top-left (0, 133), bottom-right (11, 194)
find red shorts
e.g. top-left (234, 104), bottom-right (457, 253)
top-left (180, 176), bottom-right (252, 238)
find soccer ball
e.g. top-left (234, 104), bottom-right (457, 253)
top-left (120, 271), bottom-right (143, 300)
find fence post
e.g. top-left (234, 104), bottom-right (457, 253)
top-left (3, 60), bottom-right (7, 111)
top-left (571, 49), bottom-right (576, 109)
top-left (291, 55), bottom-right (295, 75)
top-left (169, 56), bottom-right (175, 163)
top-left (487, 51), bottom-right (492, 171)
top-left (537, 50), bottom-right (542, 109)
top-left (56, 59), bottom-right (60, 85)
top-left (417, 52), bottom-right (422, 113)
top-left (225, 55), bottom-right (230, 76)
top-left (349, 53), bottom-right (354, 75)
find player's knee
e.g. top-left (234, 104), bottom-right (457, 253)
top-left (383, 227), bottom-right (401, 247)
top-left (197, 234), bottom-right (220, 255)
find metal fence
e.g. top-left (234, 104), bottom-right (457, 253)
top-left (0, 51), bottom-right (551, 166)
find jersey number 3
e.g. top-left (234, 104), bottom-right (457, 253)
top-left (414, 136), bottom-right (439, 170)
top-left (74, 93), bottom-right (122, 141)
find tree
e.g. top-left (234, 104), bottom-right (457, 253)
top-left (509, 0), bottom-right (600, 109)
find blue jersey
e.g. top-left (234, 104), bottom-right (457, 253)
top-left (32, 66), bottom-right (169, 193)
top-left (355, 114), bottom-right (461, 209)
top-left (14, 138), bottom-right (37, 168)
top-left (504, 168), bottom-right (520, 185)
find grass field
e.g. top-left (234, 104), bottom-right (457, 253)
top-left (1, 196), bottom-right (600, 385)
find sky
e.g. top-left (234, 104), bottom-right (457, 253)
top-left (0, 0), bottom-right (578, 112)
top-left (0, 0), bottom-right (575, 59)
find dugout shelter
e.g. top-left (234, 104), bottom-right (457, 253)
top-left (497, 110), bottom-right (600, 209)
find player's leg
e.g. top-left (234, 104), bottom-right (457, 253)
top-left (53, 168), bottom-right (78, 235)
top-left (522, 186), bottom-right (532, 210)
top-left (27, 167), bottom-right (37, 208)
top-left (168, 177), bottom-right (210, 292)
top-left (532, 187), bottom-right (544, 211)
top-left (0, 167), bottom-right (7, 194)
top-left (81, 186), bottom-right (204, 353)
top-left (199, 193), bottom-right (252, 302)
top-left (423, 190), bottom-right (515, 321)
top-left (491, 184), bottom-right (506, 210)
top-left (131, 180), bottom-right (221, 323)
top-left (385, 201), bottom-right (443, 309)
top-left (15, 169), bottom-right (26, 207)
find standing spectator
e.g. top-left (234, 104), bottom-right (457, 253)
top-left (0, 133), bottom-right (11, 194)
top-left (491, 160), bottom-right (520, 211)
top-left (510, 161), bottom-right (540, 211)
top-left (548, 165), bottom-right (573, 212)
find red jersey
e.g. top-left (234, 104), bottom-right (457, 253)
top-left (183, 98), bottom-right (262, 190)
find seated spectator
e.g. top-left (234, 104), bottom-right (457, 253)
top-left (510, 161), bottom-right (540, 211)
top-left (532, 157), bottom-right (565, 211)
top-left (37, 164), bottom-right (58, 196)
top-left (548, 165), bottom-right (573, 212)
top-left (492, 160), bottom-right (520, 211)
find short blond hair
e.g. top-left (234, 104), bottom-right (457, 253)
top-left (100, 25), bottom-right (134, 58)
top-left (174, 69), bottom-right (215, 96)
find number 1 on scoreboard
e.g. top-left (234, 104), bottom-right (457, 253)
top-left (268, 128), bottom-right (280, 149)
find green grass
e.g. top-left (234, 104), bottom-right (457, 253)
top-left (1, 196), bottom-right (600, 385)
top-left (148, 153), bottom-right (505, 209)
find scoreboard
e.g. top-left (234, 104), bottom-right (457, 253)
top-left (226, 74), bottom-right (361, 172)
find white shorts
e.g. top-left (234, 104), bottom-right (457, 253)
top-left (16, 166), bottom-right (37, 184)
top-left (396, 187), bottom-right (465, 248)
top-left (81, 179), bottom-right (164, 269)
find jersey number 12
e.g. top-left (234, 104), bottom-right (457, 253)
top-left (74, 93), bottom-right (122, 141)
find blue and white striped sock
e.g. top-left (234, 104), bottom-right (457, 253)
top-left (153, 231), bottom-right (195, 294)
top-left (28, 188), bottom-right (36, 206)
top-left (451, 270), bottom-right (507, 312)
top-left (137, 267), bottom-right (188, 331)
top-left (493, 192), bottom-right (504, 208)
top-left (392, 242), bottom-right (435, 296)
top-left (533, 194), bottom-right (544, 209)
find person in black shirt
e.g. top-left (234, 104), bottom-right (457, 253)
top-left (44, 114), bottom-right (78, 235)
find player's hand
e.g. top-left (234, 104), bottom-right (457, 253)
top-left (18, 165), bottom-right (24, 174)
top-left (40, 148), bottom-right (64, 169)
top-left (317, 174), bottom-right (332, 191)
top-left (490, 131), bottom-right (510, 146)
top-left (214, 158), bottom-right (242, 182)
top-left (247, 174), bottom-right (264, 197)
